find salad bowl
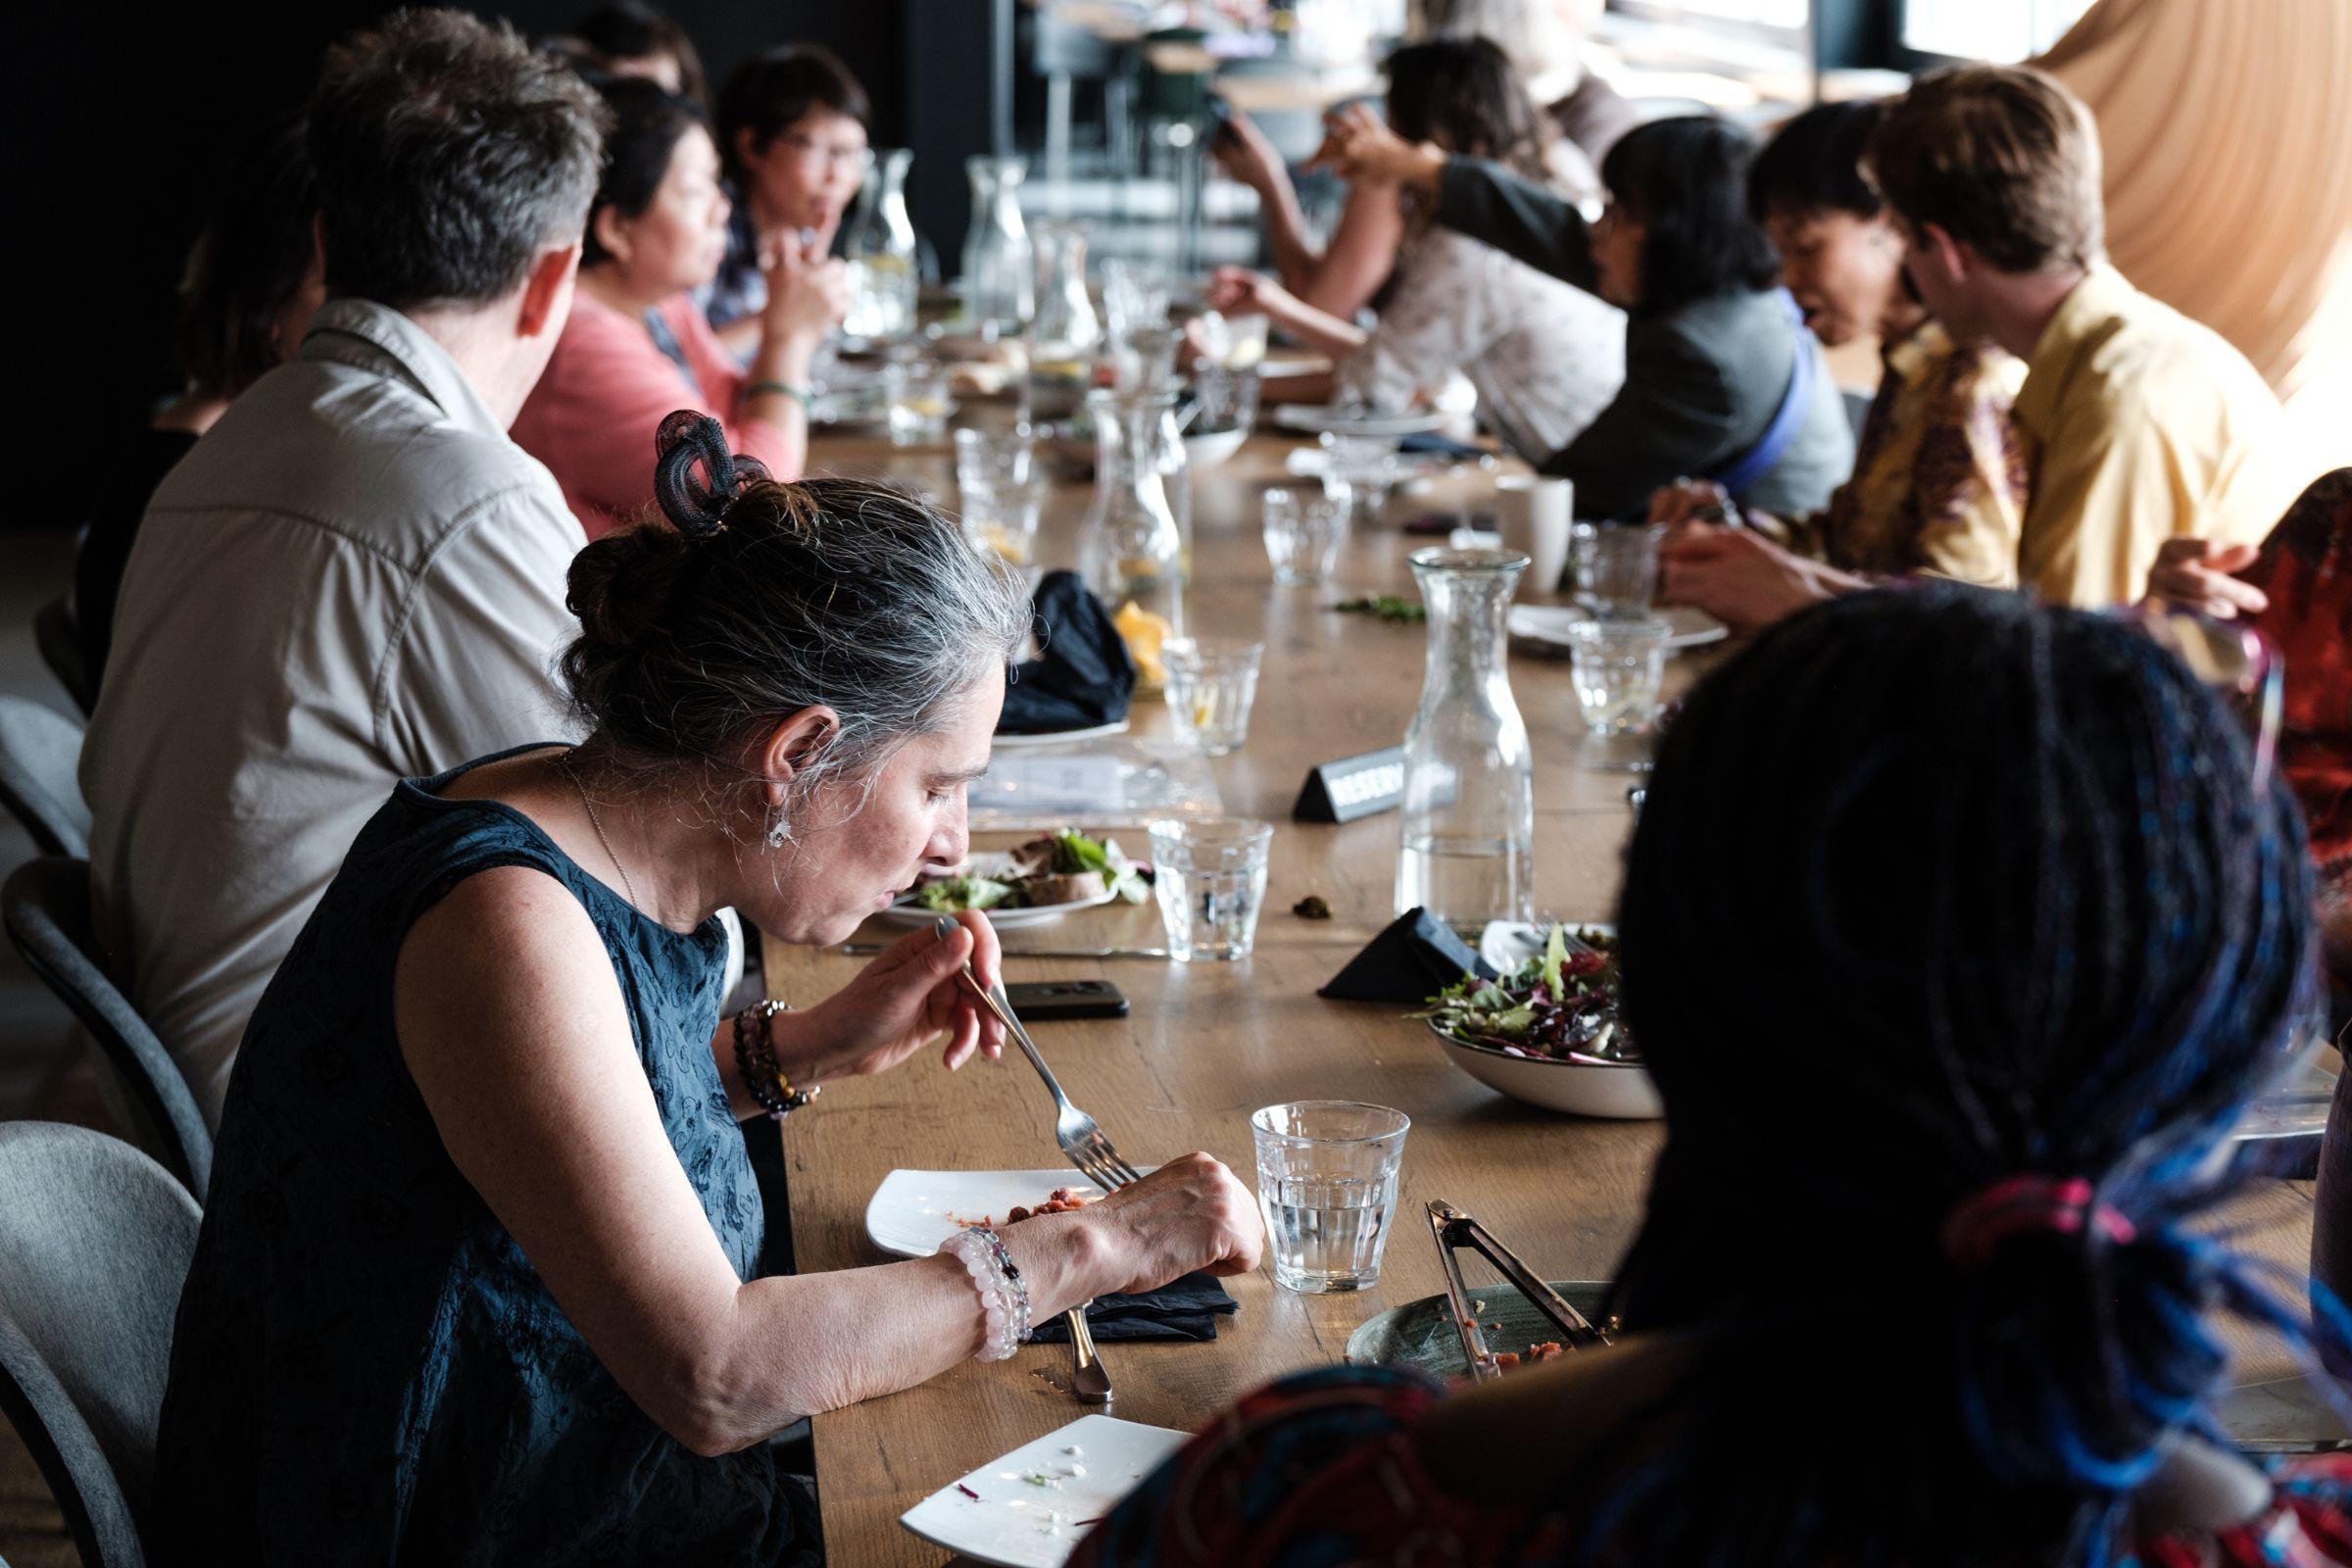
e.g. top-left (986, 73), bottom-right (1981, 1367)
top-left (1420, 924), bottom-right (1663, 1120)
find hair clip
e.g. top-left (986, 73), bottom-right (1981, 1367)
top-left (652, 410), bottom-right (769, 539)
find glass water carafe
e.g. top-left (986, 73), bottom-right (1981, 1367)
top-left (1078, 388), bottom-right (1187, 645)
top-left (961, 155), bottom-right (1033, 333)
top-left (1396, 547), bottom-right (1535, 934)
top-left (1027, 220), bottom-right (1102, 420)
top-left (843, 148), bottom-right (919, 342)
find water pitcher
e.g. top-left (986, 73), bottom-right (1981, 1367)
top-left (1078, 388), bottom-right (1186, 641)
top-left (1395, 547), bottom-right (1534, 933)
top-left (1027, 220), bottom-right (1102, 420)
top-left (843, 148), bottom-right (919, 341)
top-left (961, 155), bottom-right (1033, 332)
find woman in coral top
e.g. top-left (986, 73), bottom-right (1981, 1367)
top-left (514, 74), bottom-right (848, 539)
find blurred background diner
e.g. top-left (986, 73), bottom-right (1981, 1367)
top-left (2, 0), bottom-right (2347, 1563)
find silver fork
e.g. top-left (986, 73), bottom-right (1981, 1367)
top-left (938, 918), bottom-right (1141, 1402)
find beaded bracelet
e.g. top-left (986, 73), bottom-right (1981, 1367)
top-left (939, 1227), bottom-right (1032, 1361)
top-left (730, 1001), bottom-right (818, 1121)
top-left (745, 378), bottom-right (812, 409)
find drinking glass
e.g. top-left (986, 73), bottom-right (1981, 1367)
top-left (1147, 816), bottom-right (1273, 961)
top-left (1261, 486), bottom-right (1348, 587)
top-left (1161, 639), bottom-right (1263, 757)
top-left (1319, 431), bottom-right (1399, 522)
top-left (1571, 522), bottom-right (1663, 619)
top-left (1567, 615), bottom-right (1671, 772)
top-left (1250, 1101), bottom-right (1410, 1294)
top-left (956, 424), bottom-right (1032, 496)
top-left (1190, 363), bottom-right (1262, 436)
top-left (958, 474), bottom-right (1045, 565)
top-left (885, 359), bottom-right (954, 446)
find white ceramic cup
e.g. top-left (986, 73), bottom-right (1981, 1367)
top-left (1493, 475), bottom-right (1573, 594)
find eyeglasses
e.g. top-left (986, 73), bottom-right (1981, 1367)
top-left (777, 132), bottom-right (872, 174)
top-left (2132, 608), bottom-right (2283, 794)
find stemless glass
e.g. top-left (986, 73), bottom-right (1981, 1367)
top-left (1161, 639), bottom-right (1263, 756)
top-left (1571, 523), bottom-right (1663, 619)
top-left (1568, 614), bottom-right (1671, 772)
top-left (1250, 1102), bottom-right (1410, 1293)
top-left (1261, 486), bottom-right (1348, 587)
top-left (885, 359), bottom-right (954, 447)
top-left (1319, 431), bottom-right (1399, 523)
top-left (1147, 816), bottom-right (1273, 961)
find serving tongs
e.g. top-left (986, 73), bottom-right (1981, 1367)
top-left (1427, 1200), bottom-right (1610, 1382)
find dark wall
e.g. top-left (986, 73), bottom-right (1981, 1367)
top-left (14, 1), bottom-right (929, 529)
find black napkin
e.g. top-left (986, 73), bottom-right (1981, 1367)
top-left (1318, 906), bottom-right (1496, 1003)
top-left (1025, 1270), bottom-right (1239, 1343)
top-left (1398, 431), bottom-right (1487, 462)
top-left (998, 570), bottom-right (1139, 735)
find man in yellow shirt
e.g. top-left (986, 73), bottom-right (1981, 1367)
top-left (1662, 65), bottom-right (2305, 624)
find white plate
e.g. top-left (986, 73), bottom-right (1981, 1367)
top-left (1507, 603), bottom-right (1729, 654)
top-left (1272, 404), bottom-right (1448, 438)
top-left (994, 719), bottom-right (1131, 750)
top-left (899, 1413), bottom-right (1190, 1568)
top-left (880, 849), bottom-right (1126, 928)
top-left (865, 1167), bottom-right (1130, 1258)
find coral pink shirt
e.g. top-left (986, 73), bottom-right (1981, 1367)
top-left (512, 291), bottom-right (798, 540)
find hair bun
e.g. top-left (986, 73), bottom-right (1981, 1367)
top-left (565, 522), bottom-right (693, 654)
top-left (653, 410), bottom-right (769, 538)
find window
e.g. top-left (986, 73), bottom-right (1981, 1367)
top-left (1902, 0), bottom-right (2099, 61)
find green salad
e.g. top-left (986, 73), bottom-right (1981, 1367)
top-left (1415, 925), bottom-right (1633, 1062)
top-left (907, 829), bottom-right (1152, 912)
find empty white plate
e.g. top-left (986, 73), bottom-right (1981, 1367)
top-left (1508, 603), bottom-right (1728, 653)
top-left (898, 1413), bottom-right (1191, 1567)
top-left (1272, 404), bottom-right (1448, 438)
top-left (865, 1168), bottom-right (1129, 1258)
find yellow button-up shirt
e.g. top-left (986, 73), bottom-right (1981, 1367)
top-left (2011, 264), bottom-right (2301, 607)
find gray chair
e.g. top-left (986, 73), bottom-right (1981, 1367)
top-left (1, 859), bottom-right (211, 1199)
top-left (0, 1121), bottom-right (201, 1568)
top-left (33, 599), bottom-right (94, 717)
top-left (0, 695), bottom-right (91, 858)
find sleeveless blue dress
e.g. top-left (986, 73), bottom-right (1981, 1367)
top-left (151, 751), bottom-right (816, 1565)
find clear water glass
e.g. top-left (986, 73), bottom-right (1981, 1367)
top-left (1319, 431), bottom-right (1399, 522)
top-left (1567, 614), bottom-right (1671, 738)
top-left (1250, 1102), bottom-right (1410, 1294)
top-left (885, 360), bottom-right (953, 447)
top-left (1571, 522), bottom-right (1663, 619)
top-left (1147, 816), bottom-right (1272, 961)
top-left (958, 475), bottom-right (1044, 565)
top-left (1191, 363), bottom-right (1262, 436)
top-left (1162, 639), bottom-right (1263, 756)
top-left (1261, 486), bottom-right (1348, 587)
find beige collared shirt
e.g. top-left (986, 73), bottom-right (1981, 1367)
top-left (81, 300), bottom-right (585, 1125)
top-left (2010, 264), bottom-right (2300, 607)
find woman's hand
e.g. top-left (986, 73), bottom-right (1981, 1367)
top-left (778, 912), bottom-right (1007, 1082)
top-left (1658, 521), bottom-right (1859, 636)
top-left (2144, 537), bottom-right (2269, 619)
top-left (1310, 103), bottom-right (1446, 192)
top-left (1077, 1152), bottom-right (1265, 1295)
top-left (1646, 477), bottom-right (1733, 529)
top-left (1210, 107), bottom-right (1291, 197)
top-left (760, 231), bottom-right (852, 354)
top-left (1205, 265), bottom-right (1296, 322)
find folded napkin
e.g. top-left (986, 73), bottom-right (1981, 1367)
top-left (1025, 1270), bottom-right (1239, 1344)
top-left (1318, 906), bottom-right (1497, 1004)
top-left (1397, 431), bottom-right (1488, 463)
top-left (999, 569), bottom-right (1140, 735)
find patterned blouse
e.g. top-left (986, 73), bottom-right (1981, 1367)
top-left (1774, 320), bottom-right (2031, 586)
top-left (1336, 223), bottom-right (1626, 467)
top-left (1069, 1365), bottom-right (2352, 1568)
top-left (2241, 467), bottom-right (2351, 877)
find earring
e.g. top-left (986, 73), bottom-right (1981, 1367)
top-left (765, 817), bottom-right (789, 850)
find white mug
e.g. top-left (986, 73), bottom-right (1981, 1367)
top-left (1493, 475), bottom-right (1573, 594)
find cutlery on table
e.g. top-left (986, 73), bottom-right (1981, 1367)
top-left (843, 942), bottom-right (1171, 959)
top-left (937, 916), bottom-right (1143, 1403)
top-left (1427, 1199), bottom-right (1610, 1382)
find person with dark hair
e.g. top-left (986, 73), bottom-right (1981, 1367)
top-left (1644, 101), bottom-right (2030, 620)
top-left (706, 44), bottom-right (873, 343)
top-left (152, 415), bottom-right (1265, 1563)
top-left (81, 8), bottom-right (607, 1125)
top-left (1073, 584), bottom-right (2351, 1565)
top-left (74, 114), bottom-right (323, 687)
top-left (564, 0), bottom-right (708, 107)
top-left (513, 75), bottom-right (849, 540)
top-left (1317, 107), bottom-right (1853, 520)
top-left (1205, 38), bottom-right (1623, 465)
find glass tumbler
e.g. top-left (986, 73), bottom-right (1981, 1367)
top-left (885, 360), bottom-right (954, 447)
top-left (1250, 1101), bottom-right (1410, 1294)
top-left (1147, 816), bottom-right (1273, 961)
top-left (1161, 639), bottom-right (1263, 756)
top-left (1261, 486), bottom-right (1348, 587)
top-left (1571, 522), bottom-right (1663, 619)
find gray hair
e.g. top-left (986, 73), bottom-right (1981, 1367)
top-left (561, 476), bottom-right (1029, 835)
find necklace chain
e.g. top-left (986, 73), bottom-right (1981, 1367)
top-left (564, 751), bottom-right (643, 914)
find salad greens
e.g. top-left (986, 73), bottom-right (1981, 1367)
top-left (1415, 925), bottom-right (1633, 1062)
top-left (908, 828), bottom-right (1151, 912)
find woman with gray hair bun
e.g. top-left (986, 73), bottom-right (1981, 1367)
top-left (152, 412), bottom-right (1264, 1564)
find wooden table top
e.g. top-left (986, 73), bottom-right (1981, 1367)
top-left (768, 430), bottom-right (2323, 1567)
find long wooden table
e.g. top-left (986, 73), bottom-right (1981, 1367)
top-left (769, 430), bottom-right (2324, 1565)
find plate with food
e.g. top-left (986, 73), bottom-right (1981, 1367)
top-left (1347, 1279), bottom-right (1615, 1379)
top-left (864, 1168), bottom-right (1123, 1258)
top-left (1271, 404), bottom-right (1449, 439)
top-left (1506, 603), bottom-right (1728, 654)
top-left (994, 719), bottom-right (1132, 751)
top-left (1416, 924), bottom-right (1661, 1119)
top-left (884, 828), bottom-right (1151, 928)
top-left (898, 1412), bottom-right (1189, 1567)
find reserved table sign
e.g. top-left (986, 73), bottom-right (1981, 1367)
top-left (1295, 746), bottom-right (1408, 823)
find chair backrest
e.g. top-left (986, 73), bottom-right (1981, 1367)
top-left (33, 598), bottom-right (95, 717)
top-left (0, 1121), bottom-right (202, 1568)
top-left (0, 695), bottom-right (92, 859)
top-left (1, 859), bottom-right (211, 1199)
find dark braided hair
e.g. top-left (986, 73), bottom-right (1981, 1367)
top-left (1557, 584), bottom-right (2336, 1565)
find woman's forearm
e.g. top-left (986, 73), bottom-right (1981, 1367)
top-left (1268, 294), bottom-right (1370, 361)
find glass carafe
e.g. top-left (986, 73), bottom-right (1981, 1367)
top-left (843, 148), bottom-right (919, 342)
top-left (1027, 220), bottom-right (1102, 420)
top-left (961, 155), bottom-right (1033, 333)
top-left (1396, 547), bottom-right (1535, 934)
top-left (1079, 388), bottom-right (1187, 660)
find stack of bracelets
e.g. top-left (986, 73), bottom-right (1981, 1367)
top-left (938, 1227), bottom-right (1033, 1360)
top-left (730, 1000), bottom-right (819, 1120)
